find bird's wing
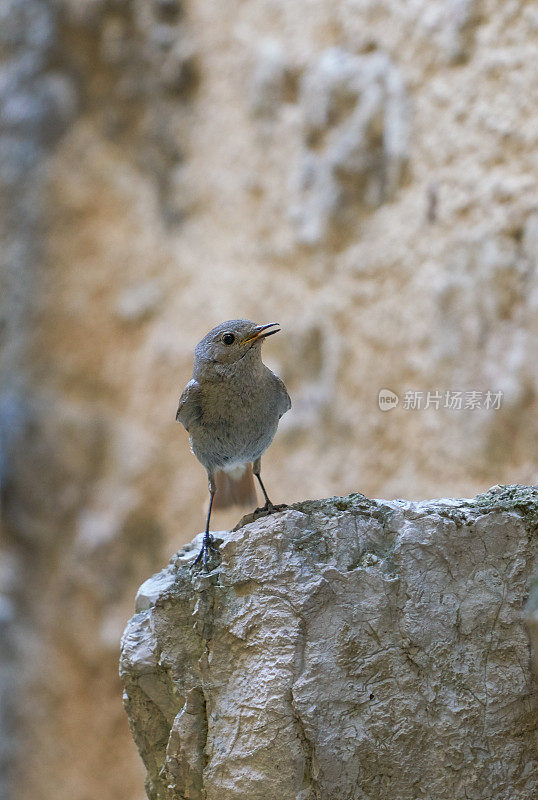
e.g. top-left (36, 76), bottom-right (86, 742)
top-left (272, 372), bottom-right (292, 419)
top-left (176, 379), bottom-right (203, 431)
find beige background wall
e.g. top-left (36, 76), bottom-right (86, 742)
top-left (1, 1), bottom-right (537, 798)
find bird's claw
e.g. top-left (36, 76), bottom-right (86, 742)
top-left (192, 534), bottom-right (220, 571)
top-left (233, 502), bottom-right (289, 531)
top-left (252, 501), bottom-right (288, 518)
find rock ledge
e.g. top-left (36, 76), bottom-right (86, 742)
top-left (121, 486), bottom-right (538, 800)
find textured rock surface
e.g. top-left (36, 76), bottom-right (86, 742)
top-left (525, 562), bottom-right (538, 685)
top-left (121, 485), bottom-right (538, 800)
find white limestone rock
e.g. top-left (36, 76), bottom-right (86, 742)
top-left (121, 485), bottom-right (538, 800)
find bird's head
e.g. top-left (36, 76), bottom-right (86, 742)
top-left (194, 319), bottom-right (280, 372)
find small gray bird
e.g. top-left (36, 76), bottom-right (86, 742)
top-left (176, 319), bottom-right (291, 568)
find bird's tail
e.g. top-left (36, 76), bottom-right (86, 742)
top-left (213, 463), bottom-right (258, 510)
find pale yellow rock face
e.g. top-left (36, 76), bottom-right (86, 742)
top-left (1, 1), bottom-right (537, 799)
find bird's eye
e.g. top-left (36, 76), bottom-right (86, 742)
top-left (222, 332), bottom-right (235, 345)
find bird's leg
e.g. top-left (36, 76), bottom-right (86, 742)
top-left (254, 471), bottom-right (274, 513)
top-left (192, 474), bottom-right (219, 570)
top-left (252, 458), bottom-right (287, 516)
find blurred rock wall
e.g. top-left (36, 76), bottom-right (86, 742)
top-left (0, 1), bottom-right (537, 798)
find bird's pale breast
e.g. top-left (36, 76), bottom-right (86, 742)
top-left (188, 367), bottom-right (281, 471)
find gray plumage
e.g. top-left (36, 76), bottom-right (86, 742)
top-left (176, 319), bottom-right (291, 568)
top-left (178, 323), bottom-right (290, 471)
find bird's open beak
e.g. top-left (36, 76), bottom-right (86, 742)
top-left (243, 322), bottom-right (280, 344)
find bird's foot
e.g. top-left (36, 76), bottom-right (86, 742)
top-left (192, 534), bottom-right (221, 571)
top-left (252, 501), bottom-right (288, 518)
top-left (233, 502), bottom-right (289, 531)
